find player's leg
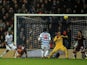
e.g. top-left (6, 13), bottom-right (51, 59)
top-left (16, 48), bottom-right (24, 58)
top-left (73, 47), bottom-right (78, 59)
top-left (0, 50), bottom-right (9, 57)
top-left (14, 50), bottom-right (18, 58)
top-left (73, 51), bottom-right (77, 59)
top-left (44, 50), bottom-right (49, 57)
top-left (41, 49), bottom-right (45, 58)
top-left (0, 45), bottom-right (10, 57)
top-left (16, 53), bottom-right (22, 58)
top-left (73, 46), bottom-right (80, 59)
top-left (10, 44), bottom-right (17, 58)
top-left (85, 50), bottom-right (87, 59)
top-left (24, 48), bottom-right (28, 58)
top-left (80, 46), bottom-right (86, 59)
top-left (13, 50), bottom-right (17, 58)
top-left (44, 45), bottom-right (50, 57)
top-left (48, 47), bottom-right (59, 58)
top-left (61, 46), bottom-right (68, 58)
top-left (41, 45), bottom-right (45, 58)
top-left (64, 47), bottom-right (68, 58)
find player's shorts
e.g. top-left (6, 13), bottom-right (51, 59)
top-left (76, 45), bottom-right (84, 51)
top-left (41, 45), bottom-right (50, 50)
top-left (52, 45), bottom-right (67, 53)
top-left (6, 43), bottom-right (17, 50)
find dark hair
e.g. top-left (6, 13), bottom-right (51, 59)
top-left (79, 30), bottom-right (82, 34)
top-left (8, 31), bottom-right (12, 35)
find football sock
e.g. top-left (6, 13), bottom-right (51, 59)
top-left (44, 50), bottom-right (49, 57)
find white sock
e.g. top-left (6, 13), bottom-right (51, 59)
top-left (44, 50), bottom-right (49, 57)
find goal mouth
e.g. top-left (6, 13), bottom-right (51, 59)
top-left (14, 14), bottom-right (87, 49)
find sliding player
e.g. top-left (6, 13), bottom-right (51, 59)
top-left (16, 44), bottom-right (27, 58)
top-left (0, 31), bottom-right (17, 58)
top-left (38, 28), bottom-right (51, 58)
top-left (48, 32), bottom-right (68, 58)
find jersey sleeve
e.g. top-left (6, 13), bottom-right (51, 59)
top-left (53, 36), bottom-right (62, 42)
top-left (38, 33), bottom-right (42, 41)
top-left (5, 36), bottom-right (7, 42)
top-left (53, 36), bottom-right (57, 42)
top-left (48, 34), bottom-right (51, 41)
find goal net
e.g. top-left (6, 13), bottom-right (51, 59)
top-left (14, 14), bottom-right (87, 49)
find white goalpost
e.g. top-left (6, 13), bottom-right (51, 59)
top-left (14, 14), bottom-right (87, 58)
top-left (14, 14), bottom-right (87, 46)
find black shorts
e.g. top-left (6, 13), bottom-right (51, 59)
top-left (75, 45), bottom-right (84, 51)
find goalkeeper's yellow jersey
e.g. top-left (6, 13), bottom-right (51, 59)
top-left (53, 35), bottom-right (63, 47)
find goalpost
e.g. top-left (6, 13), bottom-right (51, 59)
top-left (14, 14), bottom-right (87, 58)
top-left (14, 14), bottom-right (87, 49)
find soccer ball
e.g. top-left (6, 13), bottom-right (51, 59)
top-left (64, 16), bottom-right (68, 20)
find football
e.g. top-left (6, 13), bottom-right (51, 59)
top-left (64, 16), bottom-right (68, 20)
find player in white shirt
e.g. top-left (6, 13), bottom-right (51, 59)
top-left (0, 31), bottom-right (17, 57)
top-left (38, 28), bottom-right (51, 58)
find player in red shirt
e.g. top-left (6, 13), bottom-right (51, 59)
top-left (16, 45), bottom-right (27, 58)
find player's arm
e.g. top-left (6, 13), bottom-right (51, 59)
top-left (53, 36), bottom-right (61, 42)
top-left (74, 36), bottom-right (82, 40)
top-left (53, 36), bottom-right (57, 42)
top-left (61, 35), bottom-right (68, 38)
top-left (38, 34), bottom-right (42, 45)
top-left (48, 34), bottom-right (51, 41)
top-left (38, 34), bottom-right (42, 41)
top-left (77, 36), bottom-right (85, 40)
top-left (24, 47), bottom-right (28, 58)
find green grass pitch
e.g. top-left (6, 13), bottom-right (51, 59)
top-left (0, 58), bottom-right (87, 65)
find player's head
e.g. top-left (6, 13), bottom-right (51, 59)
top-left (43, 28), bottom-right (47, 32)
top-left (78, 30), bottom-right (82, 35)
top-left (63, 31), bottom-right (67, 35)
top-left (9, 31), bottom-right (12, 35)
top-left (58, 32), bottom-right (61, 35)
top-left (56, 31), bottom-right (61, 36)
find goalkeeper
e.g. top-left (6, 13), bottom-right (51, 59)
top-left (48, 32), bottom-right (68, 58)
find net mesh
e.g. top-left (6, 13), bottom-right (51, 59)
top-left (71, 20), bottom-right (87, 48)
top-left (16, 16), bottom-right (87, 49)
top-left (17, 16), bottom-right (48, 49)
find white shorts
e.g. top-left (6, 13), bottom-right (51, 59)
top-left (41, 45), bottom-right (50, 50)
top-left (6, 44), bottom-right (17, 50)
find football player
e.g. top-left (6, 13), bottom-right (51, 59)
top-left (48, 32), bottom-right (68, 58)
top-left (16, 45), bottom-right (27, 58)
top-left (0, 31), bottom-right (17, 58)
top-left (38, 28), bottom-right (51, 58)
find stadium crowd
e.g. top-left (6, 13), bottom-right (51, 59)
top-left (0, 0), bottom-right (87, 48)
